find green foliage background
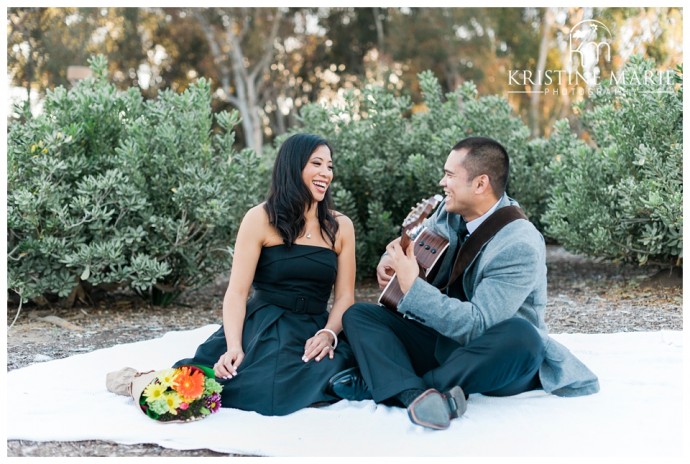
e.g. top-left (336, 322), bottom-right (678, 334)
top-left (544, 57), bottom-right (683, 266)
top-left (6, 55), bottom-right (682, 305)
top-left (7, 56), bottom-right (266, 305)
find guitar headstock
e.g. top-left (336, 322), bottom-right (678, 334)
top-left (400, 194), bottom-right (443, 246)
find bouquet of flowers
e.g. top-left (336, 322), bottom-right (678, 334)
top-left (107, 365), bottom-right (223, 422)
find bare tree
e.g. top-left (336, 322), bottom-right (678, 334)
top-left (530, 7), bottom-right (556, 137)
top-left (554, 8), bottom-right (585, 131)
top-left (195, 8), bottom-right (284, 156)
top-left (7, 8), bottom-right (39, 103)
top-left (373, 7), bottom-right (385, 54)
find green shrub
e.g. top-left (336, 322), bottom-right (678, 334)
top-left (520, 118), bottom-right (590, 234)
top-left (294, 71), bottom-right (548, 277)
top-left (7, 55), bottom-right (266, 305)
top-left (544, 56), bottom-right (682, 266)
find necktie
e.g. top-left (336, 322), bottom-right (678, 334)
top-left (457, 221), bottom-right (469, 246)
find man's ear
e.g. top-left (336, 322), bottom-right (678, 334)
top-left (474, 174), bottom-right (491, 194)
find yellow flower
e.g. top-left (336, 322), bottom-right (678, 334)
top-left (164, 392), bottom-right (182, 414)
top-left (157, 369), bottom-right (177, 389)
top-left (42, 148), bottom-right (48, 154)
top-left (143, 382), bottom-right (166, 404)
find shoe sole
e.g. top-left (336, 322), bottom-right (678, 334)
top-left (407, 386), bottom-right (468, 430)
top-left (407, 389), bottom-right (451, 430)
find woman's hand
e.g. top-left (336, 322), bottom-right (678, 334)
top-left (302, 331), bottom-right (335, 363)
top-left (214, 347), bottom-right (244, 379)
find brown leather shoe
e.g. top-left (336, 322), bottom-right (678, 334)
top-left (406, 386), bottom-right (467, 430)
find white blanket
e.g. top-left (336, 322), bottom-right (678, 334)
top-left (5, 325), bottom-right (684, 458)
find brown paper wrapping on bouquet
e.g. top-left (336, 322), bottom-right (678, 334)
top-left (106, 367), bottom-right (157, 414)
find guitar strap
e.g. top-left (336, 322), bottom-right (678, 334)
top-left (439, 205), bottom-right (528, 300)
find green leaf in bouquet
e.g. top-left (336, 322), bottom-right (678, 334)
top-left (190, 364), bottom-right (216, 379)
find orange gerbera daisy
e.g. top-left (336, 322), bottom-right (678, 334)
top-left (173, 366), bottom-right (205, 400)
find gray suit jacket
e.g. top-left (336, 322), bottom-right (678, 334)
top-left (398, 195), bottom-right (600, 397)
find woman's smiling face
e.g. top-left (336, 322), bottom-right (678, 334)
top-left (302, 144), bottom-right (333, 202)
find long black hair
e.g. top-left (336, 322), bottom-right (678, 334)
top-left (264, 133), bottom-right (339, 248)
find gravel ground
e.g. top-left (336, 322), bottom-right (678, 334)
top-left (6, 246), bottom-right (683, 457)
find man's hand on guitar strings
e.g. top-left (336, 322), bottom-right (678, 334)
top-left (376, 254), bottom-right (396, 289)
top-left (385, 238), bottom-right (420, 294)
top-left (376, 237), bottom-right (401, 289)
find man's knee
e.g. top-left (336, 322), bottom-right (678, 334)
top-left (491, 318), bottom-right (544, 364)
top-left (342, 302), bottom-right (378, 330)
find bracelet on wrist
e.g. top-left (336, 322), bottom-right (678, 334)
top-left (315, 328), bottom-right (338, 350)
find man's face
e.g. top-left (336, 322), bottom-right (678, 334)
top-left (439, 148), bottom-right (475, 216)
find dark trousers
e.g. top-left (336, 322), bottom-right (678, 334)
top-left (342, 302), bottom-right (545, 403)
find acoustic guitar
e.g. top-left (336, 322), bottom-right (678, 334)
top-left (378, 194), bottom-right (449, 310)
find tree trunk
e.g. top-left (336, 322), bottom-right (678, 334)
top-left (373, 7), bottom-right (385, 54)
top-left (195, 8), bottom-right (284, 157)
top-left (530, 8), bottom-right (555, 137)
top-left (556, 8), bottom-right (585, 133)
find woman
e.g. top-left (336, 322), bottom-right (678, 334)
top-left (172, 133), bottom-right (357, 416)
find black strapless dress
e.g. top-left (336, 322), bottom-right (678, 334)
top-left (174, 244), bottom-right (355, 416)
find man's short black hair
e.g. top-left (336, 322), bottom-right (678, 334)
top-left (452, 136), bottom-right (509, 196)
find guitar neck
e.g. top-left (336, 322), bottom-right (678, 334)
top-left (400, 233), bottom-right (411, 251)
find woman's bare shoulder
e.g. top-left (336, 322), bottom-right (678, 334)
top-left (332, 210), bottom-right (354, 240)
top-left (243, 203), bottom-right (269, 223)
top-left (239, 203), bottom-right (273, 237)
top-left (332, 210), bottom-right (353, 225)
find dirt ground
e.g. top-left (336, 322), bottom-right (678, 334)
top-left (5, 246), bottom-right (683, 457)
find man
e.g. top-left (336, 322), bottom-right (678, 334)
top-left (329, 136), bottom-right (599, 430)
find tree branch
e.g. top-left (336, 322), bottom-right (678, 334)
top-left (252, 8), bottom-right (283, 94)
top-left (194, 10), bottom-right (233, 96)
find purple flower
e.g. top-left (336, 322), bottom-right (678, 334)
top-left (205, 393), bottom-right (222, 413)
